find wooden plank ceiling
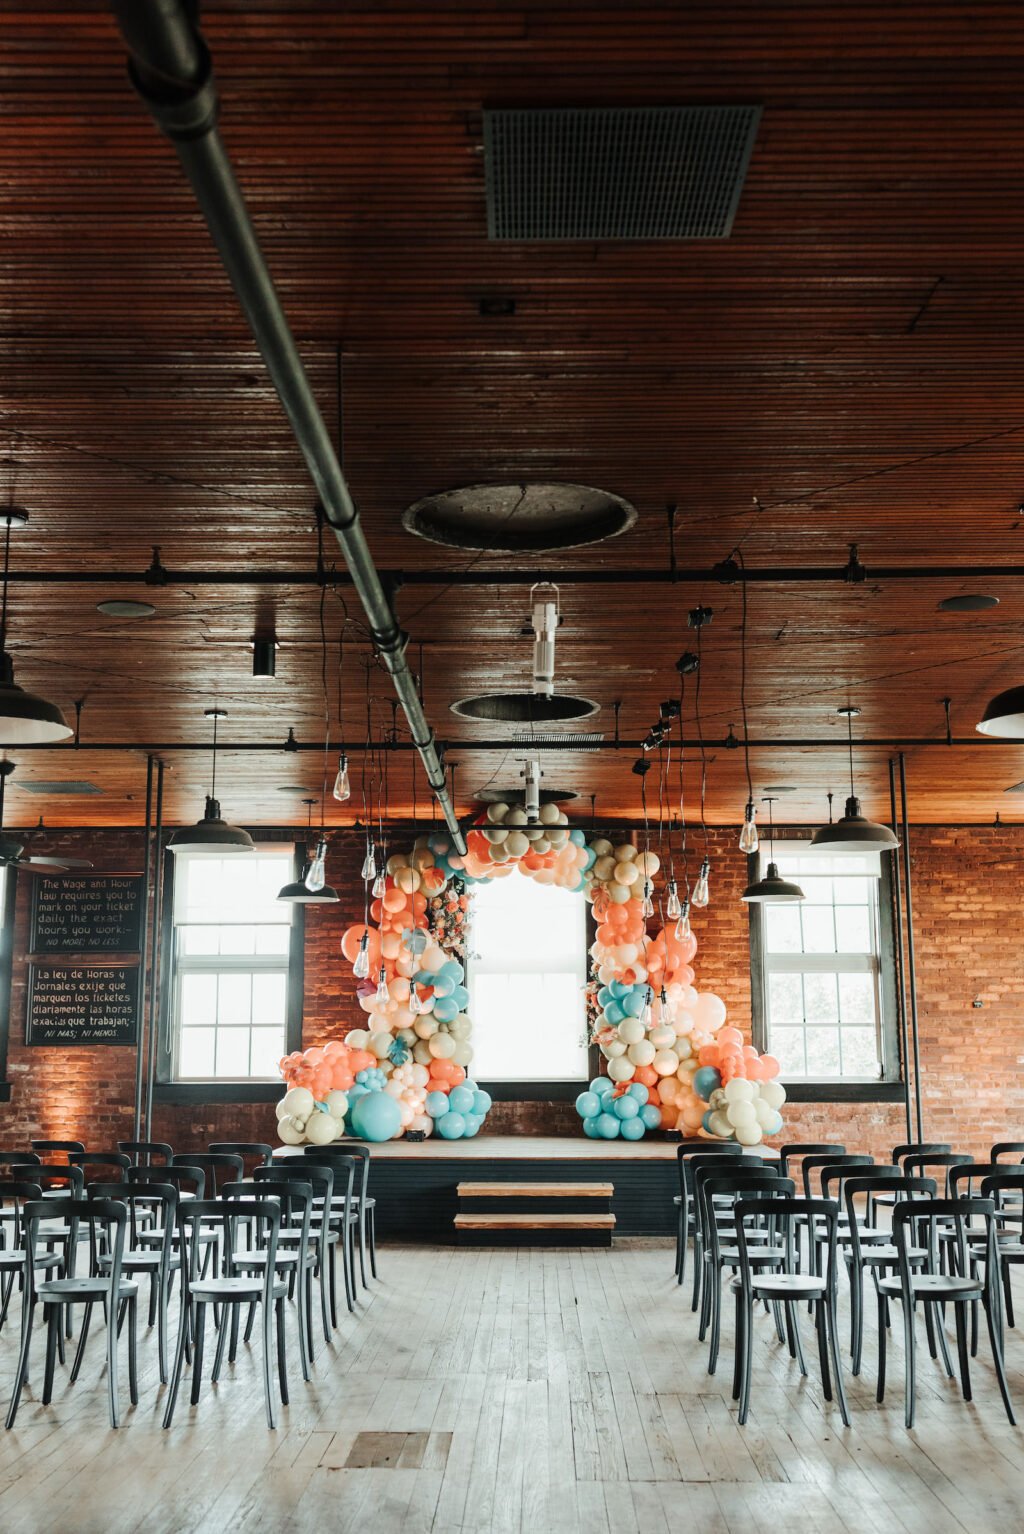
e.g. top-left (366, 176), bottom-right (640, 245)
top-left (1, 1), bottom-right (1024, 829)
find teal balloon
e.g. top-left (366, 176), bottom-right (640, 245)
top-left (346, 1083), bottom-right (369, 1103)
top-left (414, 969), bottom-right (434, 986)
top-left (472, 1090), bottom-right (492, 1116)
top-left (596, 1112), bottom-right (621, 1139)
top-left (570, 828), bottom-right (586, 846)
top-left (449, 1085), bottom-right (475, 1115)
top-left (462, 1114), bottom-right (482, 1137)
top-left (440, 959), bottom-right (464, 983)
top-left (582, 1115), bottom-right (602, 1139)
top-left (620, 1116), bottom-right (645, 1141)
top-left (602, 1002), bottom-right (624, 1026)
top-left (575, 1091), bottom-right (601, 1119)
top-left (349, 1091), bottom-right (402, 1143)
top-left (640, 1104), bottom-right (662, 1130)
top-left (437, 1111), bottom-right (466, 1140)
top-left (597, 986), bottom-right (613, 1009)
top-left (702, 1109), bottom-right (716, 1133)
top-left (764, 1109), bottom-right (784, 1136)
top-left (431, 975), bottom-right (455, 997)
top-left (452, 986), bottom-right (470, 1009)
top-left (608, 980), bottom-right (629, 1000)
top-left (590, 1077), bottom-right (613, 1098)
top-left (612, 1094), bottom-right (639, 1120)
top-left (433, 996), bottom-right (459, 1023)
top-left (619, 991), bottom-right (643, 1018)
top-left (693, 1066), bottom-right (722, 1102)
top-left (464, 1079), bottom-right (478, 1093)
top-left (425, 1090), bottom-right (449, 1119)
top-left (626, 1082), bottom-right (649, 1103)
top-left (582, 848), bottom-right (596, 870)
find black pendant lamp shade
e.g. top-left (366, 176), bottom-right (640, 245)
top-left (0, 510), bottom-right (72, 744)
top-left (742, 796), bottom-right (805, 903)
top-left (278, 798), bottom-right (338, 902)
top-left (977, 686), bottom-right (1024, 738)
top-left (809, 706), bottom-right (899, 853)
top-left (168, 709), bottom-right (254, 856)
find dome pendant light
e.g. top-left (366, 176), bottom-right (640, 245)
top-left (743, 797), bottom-right (805, 903)
top-left (809, 706), bottom-right (899, 853)
top-left (168, 709), bottom-right (255, 855)
top-left (0, 510), bottom-right (72, 744)
top-left (978, 686), bottom-right (1024, 737)
top-left (278, 799), bottom-right (339, 903)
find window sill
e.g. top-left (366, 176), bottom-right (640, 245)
top-left (782, 1080), bottom-right (906, 1104)
top-left (152, 1081), bottom-right (283, 1106)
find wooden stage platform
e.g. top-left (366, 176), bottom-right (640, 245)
top-left (277, 1133), bottom-right (755, 1240)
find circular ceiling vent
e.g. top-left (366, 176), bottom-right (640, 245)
top-left (938, 593), bottom-right (999, 613)
top-left (475, 786), bottom-right (580, 805)
top-left (402, 482), bottom-right (636, 553)
top-left (451, 692), bottom-right (599, 723)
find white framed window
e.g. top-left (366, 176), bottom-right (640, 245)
top-left (468, 875), bottom-right (589, 1082)
top-left (170, 847), bottom-right (298, 1081)
top-left (751, 844), bottom-right (897, 1081)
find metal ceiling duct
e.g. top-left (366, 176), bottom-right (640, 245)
top-left (111, 0), bottom-right (466, 855)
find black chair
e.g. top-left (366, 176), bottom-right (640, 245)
top-left (30, 1141), bottom-right (85, 1160)
top-left (0, 1151), bottom-right (40, 1169)
top-left (688, 1151), bottom-right (763, 1312)
top-left (325, 1142), bottom-right (377, 1286)
top-left (902, 1151), bottom-right (972, 1196)
top-left (673, 1141), bottom-right (742, 1285)
top-left (979, 1171), bottom-right (1024, 1331)
top-left (301, 1150), bottom-right (361, 1314)
top-left (225, 1178), bottom-right (315, 1381)
top-left (210, 1142), bottom-right (274, 1169)
top-left (778, 1143), bottom-right (846, 1180)
top-left (878, 1197), bottom-right (1014, 1428)
top-left (873, 1143), bottom-right (954, 1209)
top-left (731, 1197), bottom-right (850, 1428)
top-left (163, 1198), bottom-right (288, 1430)
top-left (6, 1197), bottom-right (139, 1430)
top-left (171, 1152), bottom-right (244, 1195)
top-left (118, 1140), bottom-right (174, 1167)
top-left (255, 1162), bottom-right (336, 1346)
top-left (0, 1181), bottom-right (55, 1339)
top-left (69, 1152), bottom-right (132, 1182)
top-left (991, 1142), bottom-right (1024, 1164)
top-left (87, 1181), bottom-right (180, 1383)
top-left (844, 1174), bottom-right (936, 1374)
top-left (699, 1168), bottom-right (791, 1374)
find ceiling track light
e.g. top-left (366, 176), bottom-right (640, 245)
top-left (742, 797), bottom-right (805, 903)
top-left (0, 509), bottom-right (73, 744)
top-left (808, 706), bottom-right (899, 853)
top-left (168, 708), bottom-right (254, 855)
top-left (252, 636), bottom-right (276, 678)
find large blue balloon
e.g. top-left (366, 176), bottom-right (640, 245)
top-left (440, 959), bottom-right (464, 983)
top-left (349, 1091), bottom-right (402, 1142)
top-left (472, 1090), bottom-right (492, 1116)
top-left (596, 1112), bottom-right (621, 1139)
top-left (452, 986), bottom-right (470, 1010)
top-left (626, 1082), bottom-right (649, 1104)
top-left (590, 1077), bottom-right (614, 1098)
top-left (621, 991), bottom-right (646, 1019)
top-left (570, 828), bottom-right (586, 846)
top-left (448, 1085), bottom-right (475, 1115)
top-left (437, 1111), bottom-right (466, 1140)
top-left (620, 1116), bottom-right (645, 1141)
top-left (575, 1091), bottom-right (601, 1119)
top-left (597, 986), bottom-right (613, 1009)
top-left (602, 1002), bottom-right (624, 1026)
top-left (462, 1114), bottom-right (482, 1138)
top-left (693, 1066), bottom-right (722, 1102)
top-left (431, 975), bottom-right (455, 997)
top-left (640, 1103), bottom-right (662, 1130)
top-left (608, 980), bottom-right (629, 1000)
top-left (433, 996), bottom-right (459, 1023)
top-left (425, 1090), bottom-right (450, 1119)
top-left (582, 1115), bottom-right (602, 1138)
top-left (612, 1094), bottom-right (639, 1120)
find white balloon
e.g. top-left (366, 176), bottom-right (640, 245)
top-left (323, 1090), bottom-right (349, 1120)
top-left (726, 1099), bottom-right (757, 1128)
top-left (723, 1077), bottom-right (755, 1103)
top-left (603, 1038), bottom-right (628, 1059)
top-left (368, 1031), bottom-right (393, 1059)
top-left (617, 1017), bottom-right (645, 1045)
top-left (652, 1049), bottom-right (680, 1077)
top-left (345, 1029), bottom-right (370, 1050)
top-left (280, 1087), bottom-right (314, 1120)
top-left (276, 1116), bottom-right (305, 1145)
top-left (627, 1040), bottom-right (656, 1067)
top-left (305, 1111), bottom-right (338, 1145)
top-left (760, 1080), bottom-right (787, 1110)
top-left (607, 1056), bottom-right (635, 1082)
top-left (648, 1024), bottom-right (676, 1050)
top-left (735, 1121), bottom-right (764, 1147)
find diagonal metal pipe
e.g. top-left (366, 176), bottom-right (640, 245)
top-left (110, 0), bottom-right (466, 853)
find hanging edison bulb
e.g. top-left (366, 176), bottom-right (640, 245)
top-left (375, 965), bottom-right (390, 1005)
top-left (332, 753), bottom-right (351, 802)
top-left (372, 870), bottom-right (386, 898)
top-left (640, 986), bottom-right (653, 1028)
top-left (409, 985), bottom-right (423, 1016)
top-left (738, 799), bottom-right (759, 854)
top-left (352, 932), bottom-right (370, 979)
top-left (304, 837), bottom-right (327, 892)
top-left (641, 879), bottom-right (655, 918)
top-left (659, 984), bottom-right (675, 1020)
top-left (674, 899), bottom-right (691, 940)
top-left (666, 879), bottom-right (681, 919)
top-left (361, 841), bottom-right (376, 880)
top-left (692, 858), bottom-right (711, 908)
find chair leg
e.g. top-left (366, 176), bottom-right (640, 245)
top-left (903, 1301), bottom-right (917, 1430)
top-left (931, 1301), bottom-right (955, 1379)
top-left (827, 1294), bottom-right (851, 1428)
top-left (340, 1229), bottom-right (354, 1316)
top-left (850, 1263), bottom-right (863, 1374)
top-left (983, 1289), bottom-right (1017, 1426)
top-left (876, 1293), bottom-right (888, 1404)
top-left (357, 1205), bottom-right (369, 1290)
top-left (211, 1300), bottom-right (231, 1383)
top-left (739, 1295), bottom-right (755, 1426)
top-left (732, 1287), bottom-right (745, 1402)
top-left (953, 1303), bottom-right (971, 1401)
top-left (691, 1233), bottom-right (703, 1312)
top-left (261, 1297), bottom-right (276, 1430)
top-left (276, 1294), bottom-right (289, 1406)
top-left (70, 1300), bottom-right (94, 1383)
top-left (127, 1296), bottom-right (139, 1409)
top-left (318, 1253), bottom-right (332, 1344)
top-left (814, 1300), bottom-right (832, 1402)
top-left (771, 1299), bottom-right (786, 1345)
top-left (708, 1269), bottom-right (722, 1375)
top-left (42, 1305), bottom-right (59, 1406)
top-left (162, 1296), bottom-right (190, 1429)
top-left (106, 1289), bottom-right (120, 1430)
top-left (784, 1301), bottom-right (808, 1376)
top-left (674, 1210), bottom-right (683, 1281)
top-left (157, 1272), bottom-right (169, 1385)
top-left (190, 1301), bottom-right (207, 1406)
top-left (367, 1207), bottom-right (377, 1279)
top-left (300, 1266), bottom-right (313, 1378)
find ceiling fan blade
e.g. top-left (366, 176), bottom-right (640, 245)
top-left (20, 856), bottom-right (94, 871)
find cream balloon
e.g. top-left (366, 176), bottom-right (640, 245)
top-left (305, 1110), bottom-right (340, 1145)
top-left (538, 802), bottom-right (560, 826)
top-left (323, 1090), bottom-right (349, 1120)
top-left (723, 1077), bottom-right (755, 1103)
top-left (368, 1031), bottom-right (393, 1059)
top-left (606, 881), bottom-right (630, 904)
top-left (613, 843), bottom-right (637, 863)
top-left (726, 1099), bottom-right (757, 1129)
top-left (607, 1056), bottom-right (635, 1083)
top-left (627, 1040), bottom-right (657, 1067)
top-left (276, 1116), bottom-right (306, 1146)
top-left (280, 1087), bottom-right (314, 1120)
top-left (613, 860), bottom-right (639, 885)
top-left (735, 1122), bottom-right (764, 1147)
top-left (760, 1080), bottom-right (787, 1110)
top-left (652, 1049), bottom-right (680, 1076)
top-left (617, 1017), bottom-right (645, 1045)
top-left (486, 802), bottom-right (510, 823)
top-left (603, 1038), bottom-right (628, 1059)
top-left (648, 1024), bottom-right (676, 1050)
top-left (428, 1032), bottom-right (456, 1059)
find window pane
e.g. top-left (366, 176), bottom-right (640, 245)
top-left (179, 1026), bottom-right (215, 1077)
top-left (180, 973), bottom-right (217, 1026)
top-left (771, 1026), bottom-right (807, 1076)
top-left (765, 905), bottom-right (801, 954)
top-left (255, 925), bottom-right (291, 956)
top-left (252, 973), bottom-right (287, 1028)
top-left (250, 1027), bottom-right (286, 1078)
top-left (217, 973), bottom-right (252, 1027)
top-left (835, 906), bottom-right (870, 952)
top-left (841, 1028), bottom-right (880, 1077)
top-left (800, 906), bottom-right (836, 954)
top-left (219, 924), bottom-right (256, 956)
top-left (182, 926), bottom-right (220, 956)
top-left (768, 972), bottom-right (803, 1025)
top-left (805, 1027), bottom-right (841, 1075)
top-left (215, 1027), bottom-right (252, 1078)
top-left (838, 972), bottom-right (875, 1027)
top-left (803, 972), bottom-right (839, 1024)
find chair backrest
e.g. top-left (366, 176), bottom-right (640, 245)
top-left (30, 1140), bottom-right (85, 1159)
top-left (253, 1161), bottom-right (335, 1231)
top-left (892, 1196), bottom-right (996, 1283)
top-left (225, 1178), bottom-right (313, 1251)
top-left (24, 1197), bottom-right (126, 1300)
top-left (735, 1196), bottom-right (842, 1291)
top-left (991, 1142), bottom-right (1024, 1164)
top-left (301, 1150), bottom-right (356, 1212)
top-left (69, 1152), bottom-right (132, 1181)
top-left (947, 1161), bottom-right (1014, 1199)
top-left (13, 1163), bottom-right (85, 1197)
top-left (902, 1152), bottom-right (972, 1195)
top-left (692, 1159), bottom-right (773, 1243)
top-left (821, 1162), bottom-right (899, 1206)
top-left (171, 1151), bottom-right (244, 1195)
top-left (209, 1142), bottom-right (273, 1168)
top-left (800, 1154), bottom-right (873, 1198)
top-left (87, 1181), bottom-right (178, 1262)
top-left (778, 1143), bottom-right (846, 1179)
top-left (128, 1163), bottom-right (207, 1199)
top-left (843, 1174), bottom-right (935, 1263)
top-left (702, 1171), bottom-right (793, 1260)
top-left (118, 1140), bottom-right (174, 1166)
top-left (177, 1198), bottom-right (280, 1295)
top-left (979, 1171), bottom-right (1024, 1236)
top-left (675, 1138), bottom-right (742, 1190)
top-left (892, 1142), bottom-right (951, 1167)
top-left (0, 1180), bottom-right (44, 1245)
top-left (0, 1150), bottom-right (40, 1168)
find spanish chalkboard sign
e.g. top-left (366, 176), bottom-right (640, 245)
top-left (26, 964), bottom-right (140, 1046)
top-left (30, 875), bottom-right (143, 955)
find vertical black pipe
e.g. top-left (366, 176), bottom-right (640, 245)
top-left (898, 753), bottom-right (924, 1141)
top-left (888, 759), bottom-right (914, 1142)
top-left (133, 755), bottom-right (154, 1139)
top-left (144, 760), bottom-right (165, 1141)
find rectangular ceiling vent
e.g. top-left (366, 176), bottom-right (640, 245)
top-left (17, 781), bottom-right (103, 795)
top-left (512, 732), bottom-right (605, 750)
top-left (484, 105), bottom-right (761, 241)
top-left (1005, 782), bottom-right (1024, 793)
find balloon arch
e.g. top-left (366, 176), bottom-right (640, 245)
top-left (275, 803), bottom-right (787, 1146)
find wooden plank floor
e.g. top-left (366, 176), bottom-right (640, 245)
top-left (1, 1241), bottom-right (1023, 1532)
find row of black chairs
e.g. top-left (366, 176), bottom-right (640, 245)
top-left (670, 1138), bottom-right (1024, 1428)
top-left (0, 1139), bottom-right (381, 1429)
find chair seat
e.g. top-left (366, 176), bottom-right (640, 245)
top-left (99, 1248), bottom-right (181, 1271)
top-left (189, 1276), bottom-right (289, 1301)
top-left (877, 1273), bottom-right (983, 1298)
top-left (860, 1244), bottom-right (927, 1264)
top-left (38, 1276), bottom-right (138, 1301)
top-left (731, 1273), bottom-right (827, 1298)
top-left (232, 1247), bottom-right (316, 1270)
top-left (716, 1244), bottom-right (787, 1265)
top-left (0, 1249), bottom-right (62, 1270)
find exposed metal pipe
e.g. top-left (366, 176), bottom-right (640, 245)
top-left (111, 0), bottom-right (465, 855)
top-left (888, 758), bottom-right (914, 1143)
top-left (9, 734), bottom-right (1020, 754)
top-left (144, 760), bottom-right (165, 1141)
top-left (133, 754), bottom-right (154, 1140)
top-left (898, 753), bottom-right (925, 1141)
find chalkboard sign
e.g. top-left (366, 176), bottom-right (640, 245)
top-left (30, 875), bottom-right (143, 955)
top-left (26, 964), bottom-right (140, 1046)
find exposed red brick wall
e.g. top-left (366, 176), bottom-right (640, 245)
top-left (0, 820), bottom-right (1020, 1163)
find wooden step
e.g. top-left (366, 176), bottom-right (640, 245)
top-left (454, 1213), bottom-right (615, 1230)
top-left (457, 1181), bottom-right (613, 1199)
